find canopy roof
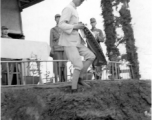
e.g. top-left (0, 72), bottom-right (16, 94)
top-left (19, 0), bottom-right (44, 9)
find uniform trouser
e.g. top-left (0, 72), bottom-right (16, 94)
top-left (64, 44), bottom-right (95, 89)
top-left (87, 42), bottom-right (102, 79)
top-left (64, 44), bottom-right (95, 71)
top-left (53, 51), bottom-right (67, 82)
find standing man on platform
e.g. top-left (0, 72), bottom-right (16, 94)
top-left (1, 26), bottom-right (15, 85)
top-left (50, 14), bottom-right (67, 82)
top-left (58, 0), bottom-right (95, 92)
top-left (90, 18), bottom-right (105, 80)
top-left (1, 26), bottom-right (10, 85)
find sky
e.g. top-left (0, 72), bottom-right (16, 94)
top-left (21, 0), bottom-right (152, 80)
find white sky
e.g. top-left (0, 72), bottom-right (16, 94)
top-left (21, 0), bottom-right (152, 79)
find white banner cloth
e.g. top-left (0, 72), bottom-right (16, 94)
top-left (1, 38), bottom-right (51, 60)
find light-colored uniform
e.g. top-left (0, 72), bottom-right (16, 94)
top-left (59, 2), bottom-right (95, 70)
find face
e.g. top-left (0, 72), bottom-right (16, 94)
top-left (2, 29), bottom-right (9, 35)
top-left (90, 21), bottom-right (96, 28)
top-left (75, 0), bottom-right (85, 7)
top-left (55, 17), bottom-right (60, 24)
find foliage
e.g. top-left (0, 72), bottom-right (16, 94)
top-left (120, 6), bottom-right (140, 79)
top-left (101, 0), bottom-right (140, 79)
top-left (115, 1), bottom-right (140, 79)
top-left (101, 0), bottom-right (120, 60)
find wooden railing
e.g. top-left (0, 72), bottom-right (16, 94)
top-left (0, 60), bottom-right (134, 86)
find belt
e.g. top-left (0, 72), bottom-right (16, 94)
top-left (73, 29), bottom-right (78, 32)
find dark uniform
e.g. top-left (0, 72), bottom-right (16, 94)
top-left (89, 18), bottom-right (104, 80)
top-left (50, 24), bottom-right (67, 82)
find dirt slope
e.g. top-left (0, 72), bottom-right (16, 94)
top-left (1, 80), bottom-right (151, 120)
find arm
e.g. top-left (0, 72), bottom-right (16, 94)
top-left (59, 7), bottom-right (73, 34)
top-left (59, 7), bottom-right (84, 34)
top-left (97, 30), bottom-right (104, 42)
top-left (52, 28), bottom-right (60, 41)
top-left (50, 29), bottom-right (54, 56)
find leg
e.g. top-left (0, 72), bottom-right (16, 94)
top-left (95, 66), bottom-right (102, 80)
top-left (55, 51), bottom-right (67, 82)
top-left (63, 51), bottom-right (68, 81)
top-left (53, 52), bottom-right (59, 82)
top-left (37, 61), bottom-right (43, 84)
top-left (78, 60), bottom-right (93, 88)
top-left (59, 51), bottom-right (67, 82)
top-left (71, 69), bottom-right (81, 89)
top-left (9, 63), bottom-right (14, 85)
top-left (77, 44), bottom-right (95, 79)
top-left (77, 44), bottom-right (95, 87)
top-left (1, 62), bottom-right (8, 85)
top-left (79, 59), bottom-right (94, 79)
top-left (92, 58), bottom-right (101, 80)
top-left (92, 61), bottom-right (97, 80)
top-left (64, 46), bottom-right (83, 90)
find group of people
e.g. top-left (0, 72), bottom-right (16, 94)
top-left (50, 0), bottom-right (105, 92)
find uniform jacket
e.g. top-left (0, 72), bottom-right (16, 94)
top-left (91, 27), bottom-right (104, 43)
top-left (50, 26), bottom-right (64, 52)
top-left (58, 2), bottom-right (85, 46)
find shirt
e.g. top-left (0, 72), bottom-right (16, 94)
top-left (91, 27), bottom-right (104, 43)
top-left (50, 26), bottom-right (64, 51)
top-left (58, 2), bottom-right (85, 46)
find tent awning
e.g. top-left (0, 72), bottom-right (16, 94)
top-left (19, 0), bottom-right (44, 9)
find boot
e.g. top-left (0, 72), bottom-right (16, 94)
top-left (71, 69), bottom-right (81, 90)
top-left (71, 89), bottom-right (78, 93)
top-left (78, 78), bottom-right (91, 88)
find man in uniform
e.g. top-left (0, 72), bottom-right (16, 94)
top-left (90, 18), bottom-right (104, 43)
top-left (1, 26), bottom-right (10, 85)
top-left (1, 26), bottom-right (16, 85)
top-left (50, 14), bottom-right (67, 82)
top-left (58, 0), bottom-right (95, 92)
top-left (90, 18), bottom-right (105, 79)
top-left (1, 26), bottom-right (10, 38)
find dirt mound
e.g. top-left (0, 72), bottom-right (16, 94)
top-left (1, 80), bottom-right (151, 120)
